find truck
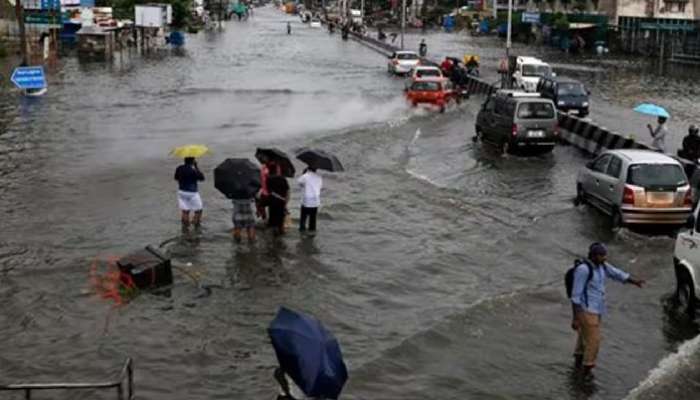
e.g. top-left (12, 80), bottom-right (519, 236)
top-left (510, 56), bottom-right (554, 93)
top-left (349, 9), bottom-right (362, 25)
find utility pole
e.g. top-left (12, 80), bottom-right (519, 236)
top-left (14, 0), bottom-right (28, 64)
top-left (493, 0), bottom-right (497, 19)
top-left (361, 0), bottom-right (364, 23)
top-left (400, 0), bottom-right (405, 49)
top-left (506, 0), bottom-right (512, 58)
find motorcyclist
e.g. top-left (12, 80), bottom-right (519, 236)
top-left (440, 57), bottom-right (453, 77)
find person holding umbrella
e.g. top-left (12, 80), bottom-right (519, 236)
top-left (295, 148), bottom-right (344, 235)
top-left (213, 158), bottom-right (262, 243)
top-left (267, 168), bottom-right (290, 236)
top-left (171, 145), bottom-right (209, 227)
top-left (297, 164), bottom-right (322, 234)
top-left (647, 116), bottom-right (669, 153)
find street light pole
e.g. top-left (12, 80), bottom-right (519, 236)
top-left (401, 0), bottom-right (406, 49)
top-left (506, 0), bottom-right (512, 59)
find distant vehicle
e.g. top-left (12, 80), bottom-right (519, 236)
top-left (409, 66), bottom-right (443, 80)
top-left (474, 90), bottom-right (558, 154)
top-left (387, 51), bottom-right (420, 75)
top-left (537, 76), bottom-right (590, 117)
top-left (310, 18), bottom-right (321, 28)
top-left (673, 204), bottom-right (700, 316)
top-left (405, 77), bottom-right (459, 113)
top-left (576, 149), bottom-right (692, 229)
top-left (512, 56), bottom-right (553, 92)
top-left (349, 9), bottom-right (362, 25)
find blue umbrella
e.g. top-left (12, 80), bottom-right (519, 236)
top-left (634, 103), bottom-right (670, 119)
top-left (268, 307), bottom-right (348, 399)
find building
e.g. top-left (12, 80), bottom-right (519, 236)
top-left (599, 0), bottom-right (699, 22)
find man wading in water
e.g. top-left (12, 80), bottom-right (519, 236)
top-left (570, 243), bottom-right (645, 375)
top-left (174, 157), bottom-right (205, 227)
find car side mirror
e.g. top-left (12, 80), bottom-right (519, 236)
top-left (586, 161), bottom-right (595, 169)
top-left (686, 215), bottom-right (696, 230)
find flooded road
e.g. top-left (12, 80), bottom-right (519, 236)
top-left (1, 7), bottom-right (699, 400)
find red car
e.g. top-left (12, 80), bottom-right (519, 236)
top-left (405, 77), bottom-right (459, 113)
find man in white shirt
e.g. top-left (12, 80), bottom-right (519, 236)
top-left (297, 166), bottom-right (322, 233)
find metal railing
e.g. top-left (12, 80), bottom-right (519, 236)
top-left (0, 358), bottom-right (134, 400)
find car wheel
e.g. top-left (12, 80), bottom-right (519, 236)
top-left (611, 208), bottom-right (624, 230)
top-left (676, 269), bottom-right (696, 317)
top-left (574, 184), bottom-right (585, 206)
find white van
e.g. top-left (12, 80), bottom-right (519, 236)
top-left (512, 56), bottom-right (554, 92)
top-left (350, 9), bottom-right (362, 25)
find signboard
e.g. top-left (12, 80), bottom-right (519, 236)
top-left (521, 12), bottom-right (540, 24)
top-left (21, 0), bottom-right (59, 9)
top-left (11, 67), bottom-right (47, 90)
top-left (24, 9), bottom-right (65, 27)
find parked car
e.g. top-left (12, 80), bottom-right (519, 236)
top-left (405, 77), bottom-right (458, 113)
top-left (512, 56), bottom-right (554, 92)
top-left (537, 76), bottom-right (590, 117)
top-left (474, 90), bottom-right (558, 153)
top-left (409, 66), bottom-right (443, 80)
top-left (387, 51), bottom-right (420, 75)
top-left (673, 207), bottom-right (700, 317)
top-left (576, 149), bottom-right (692, 229)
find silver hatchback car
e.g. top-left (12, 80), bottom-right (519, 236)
top-left (576, 149), bottom-right (692, 228)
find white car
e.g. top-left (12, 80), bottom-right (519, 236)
top-left (387, 51), bottom-right (420, 75)
top-left (310, 18), bottom-right (321, 28)
top-left (674, 207), bottom-right (700, 316)
top-left (576, 149), bottom-right (692, 229)
top-left (409, 66), bottom-right (443, 80)
top-left (512, 56), bottom-right (554, 92)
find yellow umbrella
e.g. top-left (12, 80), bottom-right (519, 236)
top-left (170, 144), bottom-right (210, 159)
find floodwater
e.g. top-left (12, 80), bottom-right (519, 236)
top-left (1, 7), bottom-right (699, 400)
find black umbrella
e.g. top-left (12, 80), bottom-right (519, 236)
top-left (214, 158), bottom-right (261, 199)
top-left (295, 148), bottom-right (344, 172)
top-left (255, 147), bottom-right (296, 178)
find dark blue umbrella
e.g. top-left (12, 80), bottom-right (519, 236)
top-left (268, 307), bottom-right (348, 399)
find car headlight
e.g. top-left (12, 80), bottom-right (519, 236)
top-left (558, 101), bottom-right (565, 106)
top-left (582, 102), bottom-right (589, 107)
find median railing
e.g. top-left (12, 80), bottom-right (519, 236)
top-left (0, 358), bottom-right (134, 400)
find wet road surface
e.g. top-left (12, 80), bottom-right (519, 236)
top-left (1, 7), bottom-right (699, 400)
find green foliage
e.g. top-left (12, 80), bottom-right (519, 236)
top-left (552, 12), bottom-right (569, 30)
top-left (573, 0), bottom-right (587, 11)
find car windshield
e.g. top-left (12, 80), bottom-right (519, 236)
top-left (557, 83), bottom-right (586, 96)
top-left (517, 102), bottom-right (555, 119)
top-left (416, 69), bottom-right (441, 77)
top-left (411, 81), bottom-right (440, 91)
top-left (522, 64), bottom-right (551, 77)
top-left (398, 53), bottom-right (419, 60)
top-left (627, 164), bottom-right (687, 189)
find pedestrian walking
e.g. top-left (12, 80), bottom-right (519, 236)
top-left (267, 169), bottom-right (290, 235)
top-left (418, 39), bottom-right (427, 57)
top-left (232, 198), bottom-right (256, 242)
top-left (174, 157), bottom-right (205, 227)
top-left (287, 22), bottom-right (292, 35)
top-left (647, 116), bottom-right (669, 153)
top-left (298, 166), bottom-right (322, 234)
top-left (679, 124), bottom-right (700, 161)
top-left (570, 242), bottom-right (645, 375)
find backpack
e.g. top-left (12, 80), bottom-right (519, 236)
top-left (565, 259), bottom-right (594, 306)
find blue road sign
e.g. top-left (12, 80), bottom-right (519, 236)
top-left (11, 66), bottom-right (47, 90)
top-left (522, 12), bottom-right (540, 24)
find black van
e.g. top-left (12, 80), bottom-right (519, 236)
top-left (537, 77), bottom-right (590, 117)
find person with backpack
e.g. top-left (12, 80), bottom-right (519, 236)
top-left (566, 242), bottom-right (645, 375)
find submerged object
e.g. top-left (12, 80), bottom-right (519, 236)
top-left (117, 245), bottom-right (173, 289)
